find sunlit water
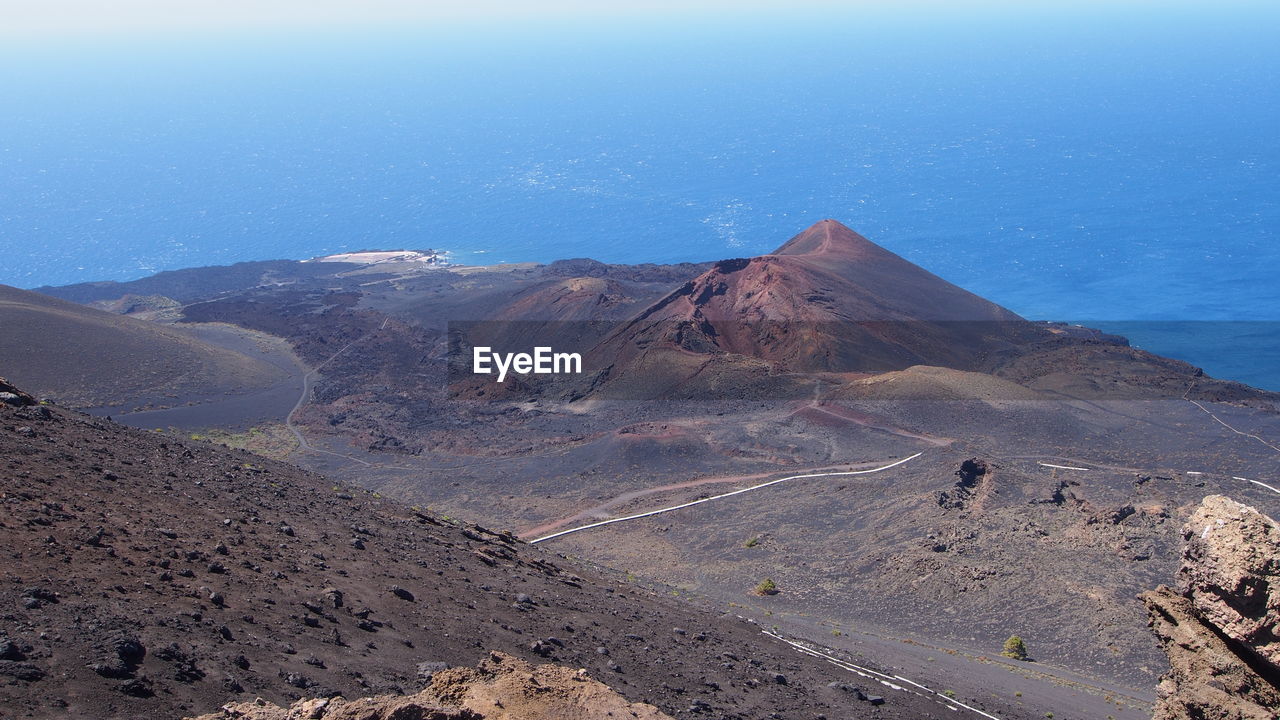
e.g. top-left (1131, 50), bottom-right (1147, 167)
top-left (1, 5), bottom-right (1276, 386)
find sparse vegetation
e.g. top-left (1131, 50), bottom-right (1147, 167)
top-left (744, 536), bottom-right (760, 548)
top-left (1002, 635), bottom-right (1028, 660)
top-left (753, 578), bottom-right (779, 596)
top-left (187, 423), bottom-right (297, 460)
top-left (942, 689), bottom-right (956, 698)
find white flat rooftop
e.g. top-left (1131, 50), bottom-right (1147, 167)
top-left (308, 250), bottom-right (439, 264)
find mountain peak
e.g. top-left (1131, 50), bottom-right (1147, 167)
top-left (591, 221), bottom-right (1033, 379)
top-left (771, 219), bottom-right (884, 258)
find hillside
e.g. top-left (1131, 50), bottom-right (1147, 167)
top-left (0, 285), bottom-right (287, 410)
top-left (18, 221), bottom-right (1280, 720)
top-left (34, 260), bottom-right (360, 305)
top-left (0, 386), bottom-right (954, 720)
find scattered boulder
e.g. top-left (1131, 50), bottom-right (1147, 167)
top-left (156, 643), bottom-right (205, 683)
top-left (938, 458), bottom-right (991, 510)
top-left (120, 677), bottom-right (154, 698)
top-left (827, 681), bottom-right (867, 700)
top-left (91, 634), bottom-right (146, 680)
top-left (0, 637), bottom-right (26, 661)
top-left (20, 587), bottom-right (58, 610)
top-left (0, 661), bottom-right (45, 682)
top-left (0, 377), bottom-right (37, 407)
top-left (416, 661), bottom-right (449, 684)
top-left (955, 458), bottom-right (989, 487)
top-left (319, 588), bottom-right (344, 609)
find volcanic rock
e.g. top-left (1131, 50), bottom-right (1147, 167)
top-left (0, 376), bottom-right (36, 407)
top-left (1142, 495), bottom-right (1280, 720)
top-left (186, 652), bottom-right (669, 720)
top-left (1177, 495), bottom-right (1280, 666)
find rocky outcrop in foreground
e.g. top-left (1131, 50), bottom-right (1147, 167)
top-left (187, 651), bottom-right (669, 720)
top-left (0, 376), bottom-right (36, 407)
top-left (1142, 495), bottom-right (1280, 720)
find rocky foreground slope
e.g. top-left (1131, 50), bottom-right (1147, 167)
top-left (0, 380), bottom-right (947, 719)
top-left (1142, 495), bottom-right (1280, 719)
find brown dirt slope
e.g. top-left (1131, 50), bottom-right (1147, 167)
top-left (0, 284), bottom-right (286, 409)
top-left (0, 393), bottom-right (946, 720)
top-left (830, 365), bottom-right (1045, 402)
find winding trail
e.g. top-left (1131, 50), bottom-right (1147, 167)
top-left (285, 318), bottom-right (390, 466)
top-left (1183, 381), bottom-right (1280, 454)
top-left (522, 459), bottom-right (897, 539)
top-left (528, 453), bottom-right (922, 544)
top-left (1014, 455), bottom-right (1280, 498)
top-left (763, 630), bottom-right (1002, 720)
top-left (800, 402), bottom-right (953, 447)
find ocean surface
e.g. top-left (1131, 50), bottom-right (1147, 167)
top-left (1, 5), bottom-right (1277, 388)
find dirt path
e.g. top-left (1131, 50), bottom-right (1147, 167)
top-left (526, 453), bottom-right (923, 544)
top-left (800, 402), bottom-right (954, 446)
top-left (520, 459), bottom-right (894, 538)
top-left (1183, 380), bottom-right (1280, 454)
top-left (285, 318), bottom-right (390, 466)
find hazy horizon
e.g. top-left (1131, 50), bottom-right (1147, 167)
top-left (1, 0), bottom-right (1277, 384)
top-left (5, 0), bottom-right (1257, 38)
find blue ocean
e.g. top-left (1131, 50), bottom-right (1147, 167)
top-left (1, 5), bottom-right (1277, 387)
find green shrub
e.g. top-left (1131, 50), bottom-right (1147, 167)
top-left (744, 536), bottom-right (760, 548)
top-left (753, 578), bottom-right (779, 596)
top-left (1001, 635), bottom-right (1028, 660)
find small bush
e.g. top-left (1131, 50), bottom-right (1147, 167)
top-left (753, 578), bottom-right (779, 596)
top-left (1001, 635), bottom-right (1028, 660)
top-left (744, 536), bottom-right (760, 548)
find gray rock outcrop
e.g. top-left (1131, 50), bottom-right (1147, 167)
top-left (1142, 495), bottom-right (1280, 720)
